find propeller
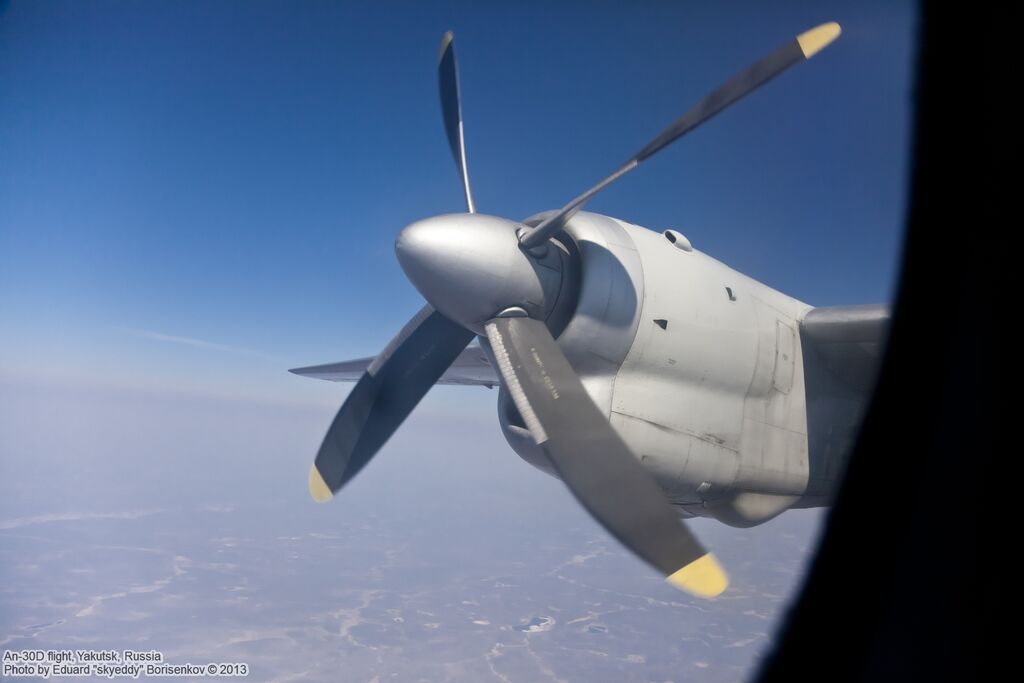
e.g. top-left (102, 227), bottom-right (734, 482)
top-left (307, 306), bottom-right (474, 501)
top-left (485, 313), bottom-right (727, 596)
top-left (306, 32), bottom-right (480, 502)
top-left (519, 21), bottom-right (841, 248)
top-left (307, 25), bottom-right (841, 597)
top-left (438, 31), bottom-right (475, 213)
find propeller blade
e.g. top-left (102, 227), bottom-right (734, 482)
top-left (520, 21), bottom-right (841, 248)
top-left (484, 314), bottom-right (728, 597)
top-left (308, 305), bottom-right (474, 502)
top-left (438, 31), bottom-right (476, 213)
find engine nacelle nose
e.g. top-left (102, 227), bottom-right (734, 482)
top-left (395, 213), bottom-right (567, 334)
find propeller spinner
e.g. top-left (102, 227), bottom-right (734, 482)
top-left (307, 24), bottom-right (841, 598)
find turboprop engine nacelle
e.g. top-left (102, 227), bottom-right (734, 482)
top-left (488, 212), bottom-right (817, 527)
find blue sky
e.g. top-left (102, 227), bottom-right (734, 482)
top-left (0, 1), bottom-right (916, 406)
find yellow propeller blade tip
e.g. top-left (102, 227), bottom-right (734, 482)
top-left (308, 465), bottom-right (333, 503)
top-left (666, 553), bottom-right (729, 598)
top-left (797, 22), bottom-right (842, 59)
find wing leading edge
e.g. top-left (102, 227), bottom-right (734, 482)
top-left (290, 343), bottom-right (498, 387)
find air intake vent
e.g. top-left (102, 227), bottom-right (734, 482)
top-left (663, 229), bottom-right (692, 251)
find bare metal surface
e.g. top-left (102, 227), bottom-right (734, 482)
top-left (395, 213), bottom-right (566, 335)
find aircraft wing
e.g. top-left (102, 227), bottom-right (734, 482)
top-left (799, 303), bottom-right (889, 393)
top-left (289, 343), bottom-right (498, 387)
